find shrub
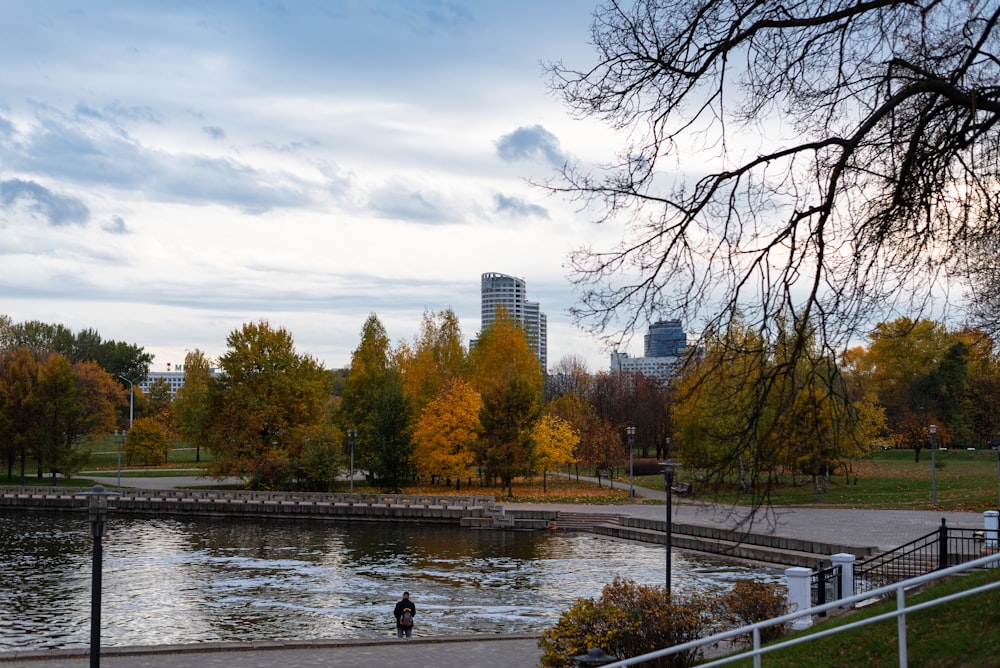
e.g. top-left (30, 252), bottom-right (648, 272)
top-left (539, 578), bottom-right (792, 666)
top-left (716, 580), bottom-right (789, 644)
top-left (538, 577), bottom-right (716, 667)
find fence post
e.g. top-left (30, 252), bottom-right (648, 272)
top-left (831, 553), bottom-right (856, 601)
top-left (938, 518), bottom-right (949, 570)
top-left (985, 511), bottom-right (999, 568)
top-left (784, 567), bottom-right (812, 630)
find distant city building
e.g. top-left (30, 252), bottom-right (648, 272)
top-left (139, 363), bottom-right (222, 399)
top-left (610, 320), bottom-right (689, 382)
top-left (477, 272), bottom-right (548, 370)
top-left (644, 319), bottom-right (687, 357)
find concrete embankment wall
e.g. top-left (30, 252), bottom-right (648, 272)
top-left (0, 487), bottom-right (511, 526)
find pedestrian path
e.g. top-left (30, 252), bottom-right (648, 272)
top-left (1, 635), bottom-right (544, 668)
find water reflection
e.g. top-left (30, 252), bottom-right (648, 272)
top-left (0, 510), bottom-right (779, 651)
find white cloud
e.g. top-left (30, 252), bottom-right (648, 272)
top-left (0, 1), bottom-right (636, 372)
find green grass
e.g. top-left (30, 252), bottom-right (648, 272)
top-left (637, 449), bottom-right (1000, 512)
top-left (720, 566), bottom-right (1000, 668)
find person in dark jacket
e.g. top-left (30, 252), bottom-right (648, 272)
top-left (393, 592), bottom-right (416, 638)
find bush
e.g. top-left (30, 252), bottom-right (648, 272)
top-left (539, 578), bottom-right (791, 667)
top-left (716, 580), bottom-right (789, 644)
top-left (538, 577), bottom-right (715, 667)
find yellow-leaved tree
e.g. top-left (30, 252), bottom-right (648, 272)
top-left (411, 379), bottom-right (482, 489)
top-left (531, 414), bottom-right (579, 491)
top-left (468, 308), bottom-right (543, 497)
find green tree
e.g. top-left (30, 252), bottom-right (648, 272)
top-left (340, 314), bottom-right (395, 479)
top-left (202, 321), bottom-right (330, 489)
top-left (173, 349), bottom-right (213, 462)
top-left (369, 370), bottom-right (413, 492)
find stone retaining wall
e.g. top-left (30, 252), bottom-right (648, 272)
top-left (0, 487), bottom-right (504, 526)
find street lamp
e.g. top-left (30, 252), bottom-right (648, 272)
top-left (113, 430), bottom-right (125, 488)
top-left (930, 424), bottom-right (937, 506)
top-left (83, 485), bottom-right (118, 668)
top-left (626, 426), bottom-right (636, 499)
top-left (660, 458), bottom-right (681, 595)
top-left (347, 429), bottom-right (358, 493)
top-left (118, 375), bottom-right (134, 430)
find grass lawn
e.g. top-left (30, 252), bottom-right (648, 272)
top-left (722, 565), bottom-right (1000, 668)
top-left (636, 449), bottom-right (1000, 512)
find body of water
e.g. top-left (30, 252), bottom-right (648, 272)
top-left (0, 509), bottom-right (779, 651)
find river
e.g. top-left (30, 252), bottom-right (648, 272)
top-left (0, 509), bottom-right (779, 651)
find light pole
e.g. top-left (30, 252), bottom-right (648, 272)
top-left (348, 429), bottom-right (357, 493)
top-left (113, 430), bottom-right (125, 488)
top-left (626, 426), bottom-right (636, 499)
top-left (83, 485), bottom-right (118, 668)
top-left (118, 375), bottom-right (134, 430)
top-left (660, 457), bottom-right (681, 595)
top-left (930, 424), bottom-right (937, 506)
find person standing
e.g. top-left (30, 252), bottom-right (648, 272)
top-left (394, 592), bottom-right (416, 638)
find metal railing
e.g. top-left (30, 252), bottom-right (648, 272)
top-left (811, 561), bottom-right (842, 614)
top-left (854, 519), bottom-right (986, 595)
top-left (602, 552), bottom-right (1000, 667)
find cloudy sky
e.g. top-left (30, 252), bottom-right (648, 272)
top-left (0, 1), bottom-right (640, 372)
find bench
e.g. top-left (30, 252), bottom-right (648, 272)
top-left (671, 482), bottom-right (692, 495)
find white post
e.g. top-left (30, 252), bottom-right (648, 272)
top-left (831, 553), bottom-right (856, 601)
top-left (985, 511), bottom-right (999, 568)
top-left (784, 566), bottom-right (813, 630)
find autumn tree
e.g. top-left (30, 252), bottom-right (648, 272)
top-left (399, 308), bottom-right (467, 415)
top-left (124, 416), bottom-right (171, 466)
top-left (202, 321), bottom-right (331, 489)
top-left (545, 1), bottom-right (1000, 497)
top-left (411, 379), bottom-right (482, 488)
top-left (72, 360), bottom-right (127, 438)
top-left (0, 348), bottom-right (39, 481)
top-left (468, 309), bottom-right (544, 496)
top-left (532, 414), bottom-right (579, 491)
top-left (31, 353), bottom-right (83, 479)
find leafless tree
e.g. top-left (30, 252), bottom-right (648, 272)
top-left (545, 0), bottom-right (1000, 357)
top-left (544, 0), bottom-right (1000, 516)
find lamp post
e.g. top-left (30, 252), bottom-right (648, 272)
top-left (626, 426), bottom-right (636, 499)
top-left (930, 424), bottom-right (937, 506)
top-left (113, 430), bottom-right (124, 488)
top-left (348, 429), bottom-right (358, 493)
top-left (118, 375), bottom-right (134, 429)
top-left (660, 458), bottom-right (681, 595)
top-left (83, 485), bottom-right (118, 668)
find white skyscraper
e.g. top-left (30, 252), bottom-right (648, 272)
top-left (479, 272), bottom-right (547, 370)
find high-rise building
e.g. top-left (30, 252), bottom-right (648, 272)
top-left (644, 319), bottom-right (687, 357)
top-left (611, 320), bottom-right (689, 382)
top-left (479, 272), bottom-right (547, 370)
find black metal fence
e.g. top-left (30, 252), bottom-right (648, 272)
top-left (811, 561), bottom-right (843, 613)
top-left (854, 519), bottom-right (987, 596)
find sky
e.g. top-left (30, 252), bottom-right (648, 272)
top-left (0, 0), bottom-right (636, 373)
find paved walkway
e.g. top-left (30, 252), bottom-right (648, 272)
top-left (19, 473), bottom-right (986, 667)
top-left (1, 636), bottom-right (544, 668)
